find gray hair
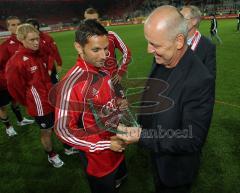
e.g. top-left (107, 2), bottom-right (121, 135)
top-left (181, 5), bottom-right (202, 27)
top-left (166, 9), bottom-right (188, 41)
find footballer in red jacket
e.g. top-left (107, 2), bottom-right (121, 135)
top-left (0, 16), bottom-right (34, 137)
top-left (6, 24), bottom-right (64, 168)
top-left (25, 18), bottom-right (62, 84)
top-left (53, 20), bottom-right (127, 193)
top-left (84, 8), bottom-right (132, 85)
top-left (24, 18), bottom-right (79, 155)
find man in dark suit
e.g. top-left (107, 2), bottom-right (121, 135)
top-left (180, 5), bottom-right (216, 79)
top-left (115, 5), bottom-right (215, 193)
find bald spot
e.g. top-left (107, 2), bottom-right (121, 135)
top-left (144, 5), bottom-right (184, 40)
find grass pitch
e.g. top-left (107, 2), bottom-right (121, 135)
top-left (0, 19), bottom-right (240, 193)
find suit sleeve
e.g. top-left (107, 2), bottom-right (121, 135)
top-left (139, 78), bottom-right (214, 154)
top-left (204, 43), bottom-right (216, 79)
top-left (6, 60), bottom-right (27, 105)
top-left (54, 73), bottom-right (111, 153)
top-left (111, 32), bottom-right (131, 77)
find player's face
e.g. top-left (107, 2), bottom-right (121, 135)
top-left (84, 13), bottom-right (99, 21)
top-left (7, 19), bottom-right (21, 35)
top-left (22, 32), bottom-right (40, 51)
top-left (75, 35), bottom-right (109, 68)
top-left (144, 25), bottom-right (183, 68)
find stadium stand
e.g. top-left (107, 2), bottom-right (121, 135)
top-left (0, 0), bottom-right (144, 31)
top-left (0, 0), bottom-right (239, 32)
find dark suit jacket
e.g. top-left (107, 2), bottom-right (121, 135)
top-left (139, 48), bottom-right (215, 187)
top-left (194, 35), bottom-right (216, 79)
top-left (152, 35), bottom-right (216, 79)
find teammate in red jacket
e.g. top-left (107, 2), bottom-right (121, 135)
top-left (6, 24), bottom-right (64, 168)
top-left (25, 18), bottom-right (62, 84)
top-left (84, 8), bottom-right (132, 85)
top-left (0, 16), bottom-right (34, 137)
top-left (53, 20), bottom-right (127, 193)
top-left (25, 18), bottom-right (78, 155)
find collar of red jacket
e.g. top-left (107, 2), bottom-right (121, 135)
top-left (76, 57), bottom-right (100, 74)
top-left (39, 31), bottom-right (45, 38)
top-left (10, 34), bottom-right (21, 43)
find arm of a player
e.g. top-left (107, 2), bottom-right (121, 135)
top-left (6, 60), bottom-right (27, 105)
top-left (0, 44), bottom-right (10, 71)
top-left (54, 75), bottom-right (112, 153)
top-left (49, 38), bottom-right (62, 67)
top-left (111, 31), bottom-right (132, 77)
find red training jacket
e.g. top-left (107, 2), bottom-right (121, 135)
top-left (6, 45), bottom-right (53, 116)
top-left (0, 35), bottom-right (21, 90)
top-left (39, 32), bottom-right (62, 71)
top-left (104, 31), bottom-right (131, 77)
top-left (54, 58), bottom-right (124, 177)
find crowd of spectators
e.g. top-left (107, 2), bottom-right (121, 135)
top-left (0, 0), bottom-right (239, 31)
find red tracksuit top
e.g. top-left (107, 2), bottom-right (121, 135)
top-left (54, 58), bottom-right (124, 177)
top-left (6, 45), bottom-right (53, 117)
top-left (39, 32), bottom-right (62, 71)
top-left (104, 31), bottom-right (131, 77)
top-left (0, 35), bottom-right (21, 90)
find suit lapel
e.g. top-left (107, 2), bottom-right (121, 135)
top-left (194, 36), bottom-right (203, 55)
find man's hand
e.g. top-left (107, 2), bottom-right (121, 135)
top-left (116, 124), bottom-right (142, 144)
top-left (117, 99), bottom-right (128, 111)
top-left (110, 136), bottom-right (127, 152)
top-left (48, 70), bottom-right (52, 75)
top-left (56, 65), bottom-right (62, 73)
top-left (111, 74), bottom-right (122, 85)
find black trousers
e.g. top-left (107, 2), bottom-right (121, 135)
top-left (153, 170), bottom-right (192, 193)
top-left (79, 151), bottom-right (127, 193)
top-left (152, 158), bottom-right (192, 193)
top-left (155, 182), bottom-right (191, 193)
top-left (50, 65), bottom-right (59, 84)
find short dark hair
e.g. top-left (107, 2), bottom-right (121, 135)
top-left (84, 8), bottom-right (98, 15)
top-left (25, 18), bottom-right (40, 31)
top-left (6, 16), bottom-right (21, 26)
top-left (75, 19), bottom-right (108, 46)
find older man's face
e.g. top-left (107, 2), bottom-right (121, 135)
top-left (144, 24), bottom-right (178, 67)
